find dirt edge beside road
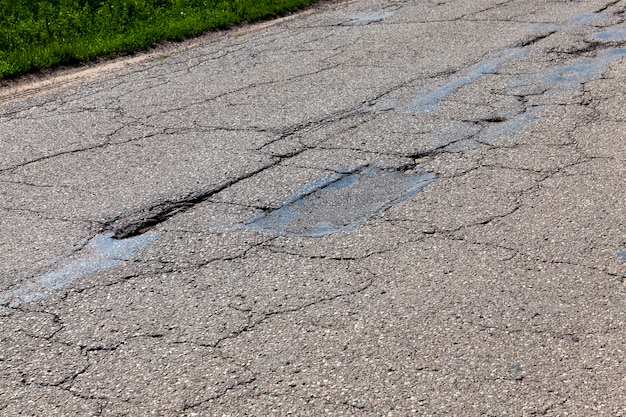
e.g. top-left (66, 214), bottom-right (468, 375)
top-left (0, 0), bottom-right (354, 106)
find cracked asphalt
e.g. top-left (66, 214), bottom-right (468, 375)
top-left (2, 0), bottom-right (626, 415)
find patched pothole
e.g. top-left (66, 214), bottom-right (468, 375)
top-left (0, 232), bottom-right (155, 312)
top-left (245, 166), bottom-right (435, 237)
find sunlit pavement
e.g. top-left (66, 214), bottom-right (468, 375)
top-left (1, 0), bottom-right (626, 414)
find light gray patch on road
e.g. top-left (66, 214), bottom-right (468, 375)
top-left (429, 121), bottom-right (482, 149)
top-left (0, 232), bottom-right (155, 312)
top-left (510, 44), bottom-right (626, 101)
top-left (444, 138), bottom-right (482, 153)
top-left (245, 167), bottom-right (435, 237)
top-left (525, 23), bottom-right (560, 35)
top-left (570, 11), bottom-right (607, 25)
top-left (618, 250), bottom-right (626, 262)
top-left (403, 46), bottom-right (530, 114)
top-left (428, 110), bottom-right (538, 151)
top-left (477, 111), bottom-right (539, 144)
top-left (591, 23), bottom-right (626, 42)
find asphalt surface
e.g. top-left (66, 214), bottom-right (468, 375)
top-left (1, 0), bottom-right (626, 415)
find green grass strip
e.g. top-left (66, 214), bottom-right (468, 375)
top-left (0, 0), bottom-right (319, 79)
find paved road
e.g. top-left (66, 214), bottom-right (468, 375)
top-left (1, 0), bottom-right (626, 415)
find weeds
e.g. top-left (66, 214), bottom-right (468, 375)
top-left (0, 0), bottom-right (318, 79)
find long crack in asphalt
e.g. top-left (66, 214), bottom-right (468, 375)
top-left (2, 0), bottom-right (626, 414)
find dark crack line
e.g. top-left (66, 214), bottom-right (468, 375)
top-left (0, 206), bottom-right (101, 227)
top-left (201, 239), bottom-right (276, 265)
top-left (0, 178), bottom-right (95, 192)
top-left (256, 103), bottom-right (376, 153)
top-left (211, 277), bottom-right (374, 349)
top-left (105, 152), bottom-right (298, 239)
top-left (203, 198), bottom-right (280, 212)
top-left (181, 375), bottom-right (257, 411)
top-left (263, 241), bottom-right (422, 262)
top-left (0, 142), bottom-right (111, 174)
top-left (0, 122), bottom-right (165, 174)
top-left (517, 31), bottom-right (558, 48)
top-left (107, 98), bottom-right (389, 238)
top-left (140, 62), bottom-right (345, 122)
top-left (595, 0), bottom-right (623, 14)
top-left (443, 0), bottom-right (517, 22)
top-left (438, 233), bottom-right (626, 280)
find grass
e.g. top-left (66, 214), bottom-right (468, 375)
top-left (0, 0), bottom-right (319, 79)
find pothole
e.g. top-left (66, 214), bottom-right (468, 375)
top-left (245, 166), bottom-right (435, 237)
